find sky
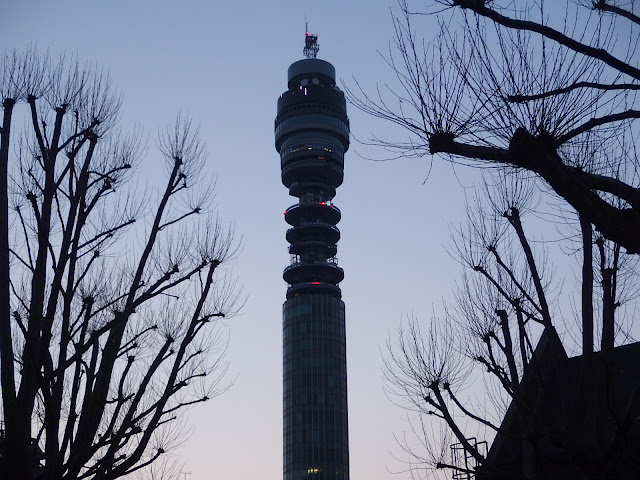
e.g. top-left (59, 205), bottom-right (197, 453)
top-left (2, 1), bottom-right (489, 479)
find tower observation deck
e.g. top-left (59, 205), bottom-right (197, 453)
top-left (275, 31), bottom-right (350, 480)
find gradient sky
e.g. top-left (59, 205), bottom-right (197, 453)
top-left (3, 2), bottom-right (495, 479)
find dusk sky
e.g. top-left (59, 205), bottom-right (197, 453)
top-left (3, 1), bottom-right (507, 479)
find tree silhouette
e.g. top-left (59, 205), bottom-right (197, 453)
top-left (0, 48), bottom-right (241, 480)
top-left (349, 0), bottom-right (640, 253)
top-left (384, 175), bottom-right (640, 479)
top-left (350, 2), bottom-right (640, 475)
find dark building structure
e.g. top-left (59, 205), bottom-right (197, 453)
top-left (275, 32), bottom-right (350, 480)
top-left (474, 331), bottom-right (640, 480)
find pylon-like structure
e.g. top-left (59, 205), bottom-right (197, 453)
top-left (275, 30), bottom-right (350, 480)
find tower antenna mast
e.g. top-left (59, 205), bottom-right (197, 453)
top-left (303, 20), bottom-right (319, 59)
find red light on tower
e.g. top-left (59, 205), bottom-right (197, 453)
top-left (303, 21), bottom-right (319, 59)
top-left (276, 41), bottom-right (350, 480)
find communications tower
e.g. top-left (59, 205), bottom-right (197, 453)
top-left (275, 29), bottom-right (350, 480)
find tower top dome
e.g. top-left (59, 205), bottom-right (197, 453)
top-left (287, 59), bottom-right (336, 89)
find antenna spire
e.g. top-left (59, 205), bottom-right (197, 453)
top-left (303, 20), bottom-right (319, 59)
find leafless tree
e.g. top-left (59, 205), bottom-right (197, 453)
top-left (353, 1), bottom-right (640, 477)
top-left (0, 48), bottom-right (241, 480)
top-left (349, 0), bottom-right (640, 253)
top-left (384, 171), bottom-right (640, 478)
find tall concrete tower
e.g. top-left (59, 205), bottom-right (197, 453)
top-left (275, 30), bottom-right (350, 480)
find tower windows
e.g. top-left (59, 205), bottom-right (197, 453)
top-left (279, 58), bottom-right (350, 480)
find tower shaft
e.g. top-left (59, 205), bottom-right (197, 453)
top-left (276, 57), bottom-right (350, 480)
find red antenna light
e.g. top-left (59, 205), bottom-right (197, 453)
top-left (303, 20), bottom-right (319, 59)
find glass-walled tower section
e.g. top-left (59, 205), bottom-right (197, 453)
top-left (275, 54), bottom-right (350, 480)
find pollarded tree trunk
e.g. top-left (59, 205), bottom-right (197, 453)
top-left (349, 0), bottom-right (640, 253)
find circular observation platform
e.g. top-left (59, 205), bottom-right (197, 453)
top-left (283, 261), bottom-right (344, 285)
top-left (275, 108), bottom-right (349, 153)
top-left (286, 281), bottom-right (342, 299)
top-left (284, 202), bottom-right (341, 226)
top-left (286, 222), bottom-right (340, 245)
top-left (281, 157), bottom-right (343, 190)
top-left (275, 88), bottom-right (348, 129)
top-left (288, 240), bottom-right (337, 258)
top-left (287, 58), bottom-right (336, 87)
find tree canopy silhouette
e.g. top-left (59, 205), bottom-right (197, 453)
top-left (349, 0), bottom-right (640, 253)
top-left (384, 175), bottom-right (640, 478)
top-left (351, 1), bottom-right (640, 477)
top-left (0, 48), bottom-right (241, 480)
